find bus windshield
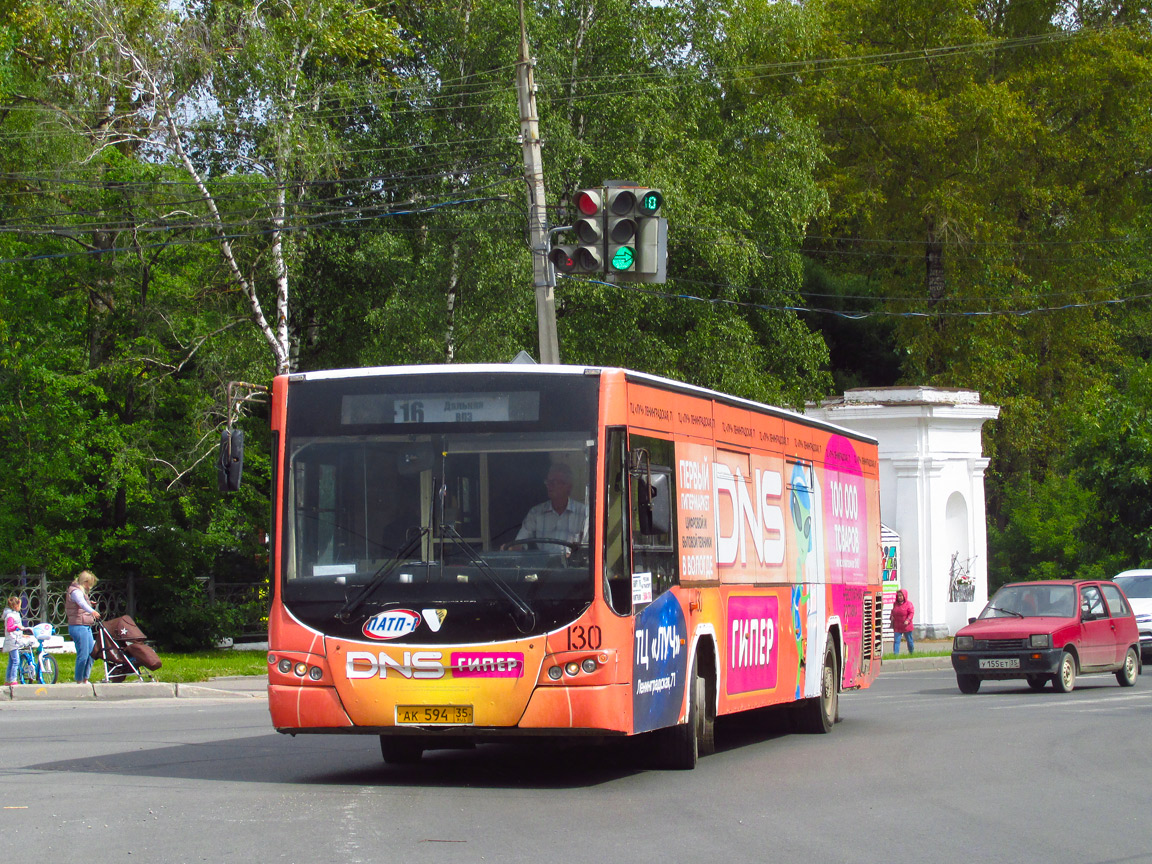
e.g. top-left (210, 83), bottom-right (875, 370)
top-left (279, 371), bottom-right (599, 642)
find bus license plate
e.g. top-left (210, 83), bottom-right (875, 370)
top-left (979, 658), bottom-right (1020, 669)
top-left (396, 705), bottom-right (474, 725)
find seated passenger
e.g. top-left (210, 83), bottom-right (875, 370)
top-left (512, 463), bottom-right (588, 553)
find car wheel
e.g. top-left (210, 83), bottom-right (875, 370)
top-left (1116, 647), bottom-right (1139, 687)
top-left (1052, 651), bottom-right (1077, 693)
top-left (956, 674), bottom-right (980, 694)
top-left (1026, 675), bottom-right (1048, 692)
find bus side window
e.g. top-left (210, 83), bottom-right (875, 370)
top-left (603, 428), bottom-right (631, 615)
top-left (629, 434), bottom-right (678, 604)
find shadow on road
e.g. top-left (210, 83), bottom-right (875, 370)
top-left (26, 704), bottom-right (807, 788)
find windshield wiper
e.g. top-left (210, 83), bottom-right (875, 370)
top-left (986, 604), bottom-right (1023, 618)
top-left (336, 528), bottom-right (428, 622)
top-left (441, 524), bottom-right (537, 633)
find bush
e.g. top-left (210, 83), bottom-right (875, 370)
top-left (136, 577), bottom-right (244, 651)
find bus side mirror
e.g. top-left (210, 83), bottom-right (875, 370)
top-left (638, 470), bottom-right (672, 536)
top-left (218, 429), bottom-right (245, 492)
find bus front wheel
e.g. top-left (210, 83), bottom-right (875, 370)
top-left (659, 660), bottom-right (708, 770)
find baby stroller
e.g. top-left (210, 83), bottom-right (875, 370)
top-left (92, 615), bottom-right (162, 682)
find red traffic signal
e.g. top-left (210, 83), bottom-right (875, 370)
top-left (549, 246), bottom-right (579, 274)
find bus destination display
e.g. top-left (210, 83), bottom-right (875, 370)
top-left (341, 392), bottom-right (540, 425)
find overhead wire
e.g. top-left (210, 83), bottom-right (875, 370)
top-left (569, 275), bottom-right (1152, 320)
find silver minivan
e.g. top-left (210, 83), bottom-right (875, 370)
top-left (1113, 570), bottom-right (1152, 663)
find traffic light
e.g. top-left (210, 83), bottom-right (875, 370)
top-left (605, 187), bottom-right (638, 275)
top-left (551, 184), bottom-right (665, 281)
top-left (574, 187), bottom-right (605, 272)
top-left (549, 245), bottom-right (579, 274)
top-left (632, 188), bottom-right (667, 282)
top-left (217, 428), bottom-right (244, 492)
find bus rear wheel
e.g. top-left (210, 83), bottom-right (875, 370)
top-left (380, 736), bottom-right (424, 764)
top-left (796, 641), bottom-right (838, 734)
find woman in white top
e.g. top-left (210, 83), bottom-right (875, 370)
top-left (65, 570), bottom-right (102, 683)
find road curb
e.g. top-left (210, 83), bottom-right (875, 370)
top-left (174, 683), bottom-right (265, 699)
top-left (884, 656), bottom-right (952, 672)
top-left (3, 680), bottom-right (267, 700)
top-left (4, 682), bottom-right (96, 700)
top-left (93, 682), bottom-right (177, 699)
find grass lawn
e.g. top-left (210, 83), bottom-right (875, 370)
top-left (80, 650), bottom-right (267, 684)
top-left (882, 649), bottom-right (951, 661)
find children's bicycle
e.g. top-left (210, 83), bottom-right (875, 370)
top-left (17, 623), bottom-right (59, 685)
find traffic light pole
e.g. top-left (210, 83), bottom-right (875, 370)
top-left (517, 0), bottom-right (559, 365)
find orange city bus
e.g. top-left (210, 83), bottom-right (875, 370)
top-left (263, 364), bottom-right (883, 768)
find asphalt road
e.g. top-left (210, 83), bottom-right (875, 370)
top-left (4, 666), bottom-right (1149, 864)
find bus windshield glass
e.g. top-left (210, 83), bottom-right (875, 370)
top-left (280, 371), bottom-right (599, 643)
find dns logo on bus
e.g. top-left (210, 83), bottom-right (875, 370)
top-left (362, 609), bottom-right (421, 641)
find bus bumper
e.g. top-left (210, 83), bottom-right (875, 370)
top-left (269, 684), bottom-right (354, 730)
top-left (518, 682), bottom-right (633, 733)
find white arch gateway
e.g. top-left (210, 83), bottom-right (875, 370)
top-left (807, 388), bottom-right (999, 639)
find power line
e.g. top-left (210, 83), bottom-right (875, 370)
top-left (569, 275), bottom-right (1152, 320)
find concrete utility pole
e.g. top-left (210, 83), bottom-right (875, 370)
top-left (517, 0), bottom-right (560, 364)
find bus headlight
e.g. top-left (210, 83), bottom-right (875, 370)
top-left (293, 662), bottom-right (309, 677)
top-left (564, 661), bottom-right (580, 677)
top-left (581, 658), bottom-right (597, 673)
top-left (308, 666), bottom-right (324, 681)
top-left (547, 666), bottom-right (563, 681)
top-left (277, 658), bottom-right (293, 674)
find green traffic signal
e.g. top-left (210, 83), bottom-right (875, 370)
top-left (611, 245), bottom-right (635, 271)
top-left (638, 190), bottom-right (663, 216)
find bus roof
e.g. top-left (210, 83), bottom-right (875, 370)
top-left (285, 364), bottom-right (877, 445)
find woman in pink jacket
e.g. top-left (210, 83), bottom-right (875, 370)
top-left (890, 589), bottom-right (915, 654)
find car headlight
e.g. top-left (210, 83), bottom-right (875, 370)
top-left (954, 636), bottom-right (974, 650)
top-left (1029, 634), bottom-right (1051, 649)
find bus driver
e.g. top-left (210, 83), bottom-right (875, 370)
top-left (512, 463), bottom-right (588, 552)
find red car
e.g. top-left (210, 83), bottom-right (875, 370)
top-left (951, 580), bottom-right (1141, 693)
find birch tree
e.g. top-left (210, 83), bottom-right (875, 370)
top-left (49, 0), bottom-right (406, 375)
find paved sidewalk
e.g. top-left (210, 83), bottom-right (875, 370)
top-left (2, 676), bottom-right (267, 701)
top-left (882, 654), bottom-right (952, 672)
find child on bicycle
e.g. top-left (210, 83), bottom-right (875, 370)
top-left (4, 596), bottom-right (27, 685)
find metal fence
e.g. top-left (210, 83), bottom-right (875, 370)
top-left (0, 573), bottom-right (268, 638)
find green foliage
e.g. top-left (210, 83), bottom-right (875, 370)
top-left (1, 0), bottom-right (1150, 597)
top-left (801, 0), bottom-right (1152, 581)
top-left (1070, 364), bottom-right (1152, 570)
top-left (136, 576), bottom-right (245, 652)
top-left (989, 472), bottom-right (1103, 588)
